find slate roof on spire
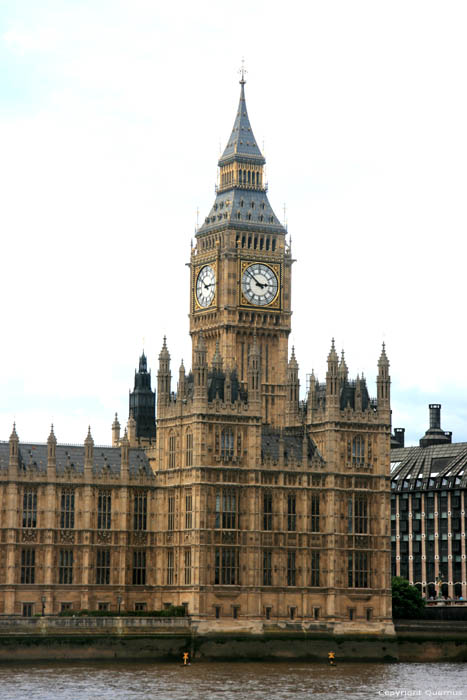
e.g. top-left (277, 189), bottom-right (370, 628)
top-left (219, 80), bottom-right (265, 166)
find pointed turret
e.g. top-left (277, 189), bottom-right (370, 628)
top-left (47, 424), bottom-right (57, 474)
top-left (120, 427), bottom-right (129, 479)
top-left (178, 359), bottom-right (186, 399)
top-left (286, 346), bottom-right (300, 423)
top-left (326, 339), bottom-right (339, 405)
top-left (130, 349), bottom-right (156, 441)
top-left (193, 332), bottom-right (208, 400)
top-left (127, 411), bottom-right (137, 445)
top-left (9, 423), bottom-right (19, 473)
top-left (247, 332), bottom-right (261, 406)
top-left (338, 349), bottom-right (348, 382)
top-left (84, 426), bottom-right (94, 476)
top-left (157, 337), bottom-right (172, 410)
top-left (112, 413), bottom-right (121, 447)
top-left (212, 340), bottom-right (223, 372)
top-left (377, 342), bottom-right (390, 409)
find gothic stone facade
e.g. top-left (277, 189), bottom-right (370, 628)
top-left (0, 80), bottom-right (393, 633)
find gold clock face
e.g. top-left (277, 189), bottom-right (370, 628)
top-left (195, 264), bottom-right (216, 308)
top-left (241, 262), bottom-right (279, 306)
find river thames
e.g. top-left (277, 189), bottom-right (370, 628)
top-left (0, 661), bottom-right (465, 699)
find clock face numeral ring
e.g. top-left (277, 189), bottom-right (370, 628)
top-left (241, 263), bottom-right (278, 306)
top-left (196, 265), bottom-right (216, 308)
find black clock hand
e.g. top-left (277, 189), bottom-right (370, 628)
top-left (245, 269), bottom-right (266, 289)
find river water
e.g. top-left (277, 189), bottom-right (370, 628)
top-left (0, 661), bottom-right (465, 700)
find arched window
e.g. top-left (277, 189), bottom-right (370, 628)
top-left (169, 432), bottom-right (176, 468)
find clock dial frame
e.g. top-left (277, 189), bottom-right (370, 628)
top-left (195, 264), bottom-right (216, 309)
top-left (240, 262), bottom-right (280, 308)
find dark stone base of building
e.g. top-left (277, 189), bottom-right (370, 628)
top-left (0, 618), bottom-right (465, 663)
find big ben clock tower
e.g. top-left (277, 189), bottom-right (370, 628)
top-left (190, 74), bottom-right (292, 426)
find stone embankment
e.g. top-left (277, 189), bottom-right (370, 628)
top-left (0, 617), bottom-right (465, 662)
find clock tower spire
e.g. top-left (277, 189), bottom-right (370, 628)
top-left (190, 76), bottom-right (292, 426)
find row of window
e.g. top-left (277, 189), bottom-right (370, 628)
top-left (20, 548), bottom-right (369, 589)
top-left (21, 489), bottom-right (148, 531)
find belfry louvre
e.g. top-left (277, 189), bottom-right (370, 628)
top-left (0, 78), bottom-right (394, 635)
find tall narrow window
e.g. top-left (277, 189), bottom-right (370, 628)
top-left (263, 550), bottom-right (272, 586)
top-left (263, 492), bottom-right (273, 531)
top-left (167, 549), bottom-right (174, 585)
top-left (133, 491), bottom-right (147, 531)
top-left (310, 494), bottom-right (320, 532)
top-left (60, 489), bottom-right (75, 529)
top-left (169, 434), bottom-right (176, 468)
top-left (168, 492), bottom-right (175, 531)
top-left (221, 429), bottom-right (234, 460)
top-left (287, 550), bottom-right (296, 586)
top-left (215, 489), bottom-right (239, 529)
top-left (21, 548), bottom-right (35, 584)
top-left (348, 494), bottom-right (368, 534)
top-left (97, 490), bottom-right (111, 530)
top-left (348, 551), bottom-right (369, 588)
top-left (22, 489), bottom-right (37, 528)
top-left (96, 549), bottom-right (111, 585)
top-left (352, 436), bottom-right (364, 466)
top-left (214, 548), bottom-right (239, 585)
top-left (184, 549), bottom-right (192, 585)
top-left (132, 550), bottom-right (146, 585)
top-left (59, 549), bottom-right (73, 584)
top-left (185, 490), bottom-right (193, 529)
top-left (185, 432), bottom-right (193, 467)
top-left (287, 494), bottom-right (296, 531)
top-left (310, 551), bottom-right (320, 587)
top-left (355, 495), bottom-right (368, 534)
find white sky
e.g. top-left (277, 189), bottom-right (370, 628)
top-left (1, 0), bottom-right (466, 447)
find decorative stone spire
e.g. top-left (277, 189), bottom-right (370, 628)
top-left (178, 359), bottom-right (186, 398)
top-left (326, 338), bottom-right (339, 402)
top-left (212, 340), bottom-right (223, 371)
top-left (127, 411), bottom-right (137, 445)
top-left (193, 332), bottom-right (208, 400)
top-left (286, 346), bottom-right (300, 422)
top-left (157, 336), bottom-right (172, 409)
top-left (377, 342), bottom-right (390, 408)
top-left (84, 426), bottom-right (94, 473)
top-left (248, 331), bottom-right (261, 405)
top-left (112, 413), bottom-right (121, 447)
top-left (47, 424), bottom-right (57, 463)
top-left (338, 349), bottom-right (348, 382)
top-left (9, 422), bottom-right (19, 470)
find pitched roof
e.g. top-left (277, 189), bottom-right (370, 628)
top-left (219, 80), bottom-right (265, 165)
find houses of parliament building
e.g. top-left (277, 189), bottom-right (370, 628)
top-left (0, 77), bottom-right (394, 635)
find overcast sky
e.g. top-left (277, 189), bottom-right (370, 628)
top-left (1, 0), bottom-right (466, 447)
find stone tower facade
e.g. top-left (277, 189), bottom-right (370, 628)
top-left (0, 78), bottom-right (393, 633)
top-left (150, 79), bottom-right (394, 633)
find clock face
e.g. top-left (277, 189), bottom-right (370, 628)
top-left (241, 263), bottom-right (279, 306)
top-left (196, 265), bottom-right (216, 308)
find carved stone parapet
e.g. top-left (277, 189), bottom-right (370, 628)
top-left (21, 529), bottom-right (37, 543)
top-left (97, 530), bottom-right (112, 544)
top-left (133, 531), bottom-right (148, 545)
top-left (60, 530), bottom-right (75, 544)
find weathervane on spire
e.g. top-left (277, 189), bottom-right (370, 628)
top-left (239, 57), bottom-right (247, 85)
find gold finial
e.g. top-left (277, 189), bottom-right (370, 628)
top-left (239, 57), bottom-right (247, 85)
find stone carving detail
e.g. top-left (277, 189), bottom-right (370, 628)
top-left (21, 529), bottom-right (37, 543)
top-left (60, 530), bottom-right (75, 544)
top-left (97, 530), bottom-right (112, 544)
top-left (133, 531), bottom-right (148, 545)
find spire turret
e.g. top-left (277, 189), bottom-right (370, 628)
top-left (157, 337), bottom-right (172, 409)
top-left (377, 342), bottom-right (390, 408)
